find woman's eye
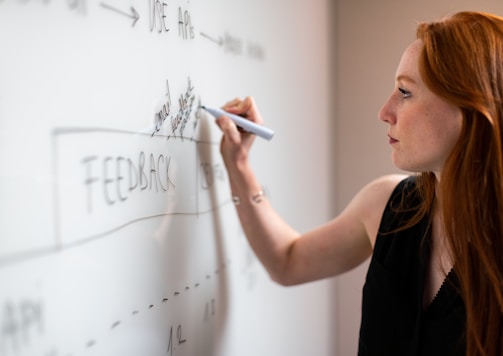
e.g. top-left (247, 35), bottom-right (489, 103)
top-left (398, 88), bottom-right (412, 98)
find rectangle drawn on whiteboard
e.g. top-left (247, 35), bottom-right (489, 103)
top-left (52, 127), bottom-right (219, 247)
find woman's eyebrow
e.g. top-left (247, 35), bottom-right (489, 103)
top-left (396, 74), bottom-right (417, 84)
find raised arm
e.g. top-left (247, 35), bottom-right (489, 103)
top-left (216, 97), bottom-right (406, 286)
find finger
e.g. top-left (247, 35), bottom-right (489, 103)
top-left (222, 97), bottom-right (242, 111)
top-left (222, 96), bottom-right (264, 126)
top-left (235, 96), bottom-right (264, 125)
top-left (216, 116), bottom-right (242, 144)
top-left (241, 97), bottom-right (263, 124)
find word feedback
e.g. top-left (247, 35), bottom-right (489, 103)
top-left (82, 150), bottom-right (175, 213)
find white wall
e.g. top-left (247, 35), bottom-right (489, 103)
top-left (333, 1), bottom-right (503, 355)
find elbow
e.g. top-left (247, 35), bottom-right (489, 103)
top-left (267, 244), bottom-right (300, 286)
top-left (270, 274), bottom-right (293, 286)
top-left (268, 268), bottom-right (299, 287)
top-left (273, 277), bottom-right (298, 287)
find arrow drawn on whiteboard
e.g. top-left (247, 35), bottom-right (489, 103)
top-left (100, 2), bottom-right (140, 27)
top-left (199, 32), bottom-right (223, 46)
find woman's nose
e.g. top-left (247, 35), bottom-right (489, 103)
top-left (378, 95), bottom-right (396, 125)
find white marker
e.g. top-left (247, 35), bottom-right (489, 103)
top-left (200, 106), bottom-right (274, 141)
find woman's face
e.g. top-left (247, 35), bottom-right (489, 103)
top-left (378, 39), bottom-right (463, 178)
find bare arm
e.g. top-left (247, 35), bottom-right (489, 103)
top-left (216, 97), bottom-right (406, 285)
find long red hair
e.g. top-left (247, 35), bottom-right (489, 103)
top-left (415, 11), bottom-right (503, 355)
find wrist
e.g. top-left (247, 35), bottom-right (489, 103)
top-left (224, 159), bottom-right (263, 200)
top-left (232, 189), bottom-right (265, 206)
top-left (224, 155), bottom-right (253, 176)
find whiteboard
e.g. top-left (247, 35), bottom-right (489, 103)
top-left (0, 1), bottom-right (333, 355)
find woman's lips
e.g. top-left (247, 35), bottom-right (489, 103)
top-left (388, 135), bottom-right (398, 144)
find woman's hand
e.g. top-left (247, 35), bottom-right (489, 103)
top-left (215, 96), bottom-right (264, 168)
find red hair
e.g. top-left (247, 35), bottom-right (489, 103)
top-left (415, 11), bottom-right (503, 355)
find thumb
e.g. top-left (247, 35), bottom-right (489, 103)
top-left (216, 116), bottom-right (242, 144)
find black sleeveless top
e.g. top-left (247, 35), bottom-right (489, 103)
top-left (358, 176), bottom-right (466, 356)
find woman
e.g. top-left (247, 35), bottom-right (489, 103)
top-left (216, 11), bottom-right (503, 356)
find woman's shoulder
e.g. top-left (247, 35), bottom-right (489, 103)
top-left (357, 174), bottom-right (410, 209)
top-left (364, 174), bottom-right (410, 192)
top-left (354, 174), bottom-right (409, 247)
